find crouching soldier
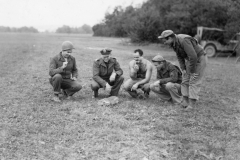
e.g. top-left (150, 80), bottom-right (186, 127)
top-left (49, 41), bottom-right (82, 102)
top-left (150, 55), bottom-right (182, 104)
top-left (123, 49), bottom-right (153, 99)
top-left (91, 48), bottom-right (124, 98)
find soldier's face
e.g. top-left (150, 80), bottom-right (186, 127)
top-left (153, 61), bottom-right (164, 70)
top-left (102, 54), bottom-right (110, 62)
top-left (133, 52), bottom-right (142, 64)
top-left (163, 36), bottom-right (173, 46)
top-left (62, 49), bottom-right (72, 58)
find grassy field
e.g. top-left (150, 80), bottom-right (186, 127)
top-left (0, 33), bottom-right (240, 160)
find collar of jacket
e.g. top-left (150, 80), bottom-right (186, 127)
top-left (58, 52), bottom-right (73, 62)
top-left (159, 61), bottom-right (170, 75)
top-left (98, 58), bottom-right (114, 68)
top-left (172, 35), bottom-right (180, 49)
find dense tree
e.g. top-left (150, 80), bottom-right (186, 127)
top-left (92, 0), bottom-right (240, 43)
top-left (0, 26), bottom-right (38, 33)
top-left (56, 24), bottom-right (92, 34)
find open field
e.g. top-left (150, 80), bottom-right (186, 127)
top-left (0, 33), bottom-right (240, 160)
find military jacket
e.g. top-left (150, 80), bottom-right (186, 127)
top-left (157, 61), bottom-right (182, 85)
top-left (92, 57), bottom-right (123, 87)
top-left (49, 52), bottom-right (78, 79)
top-left (172, 34), bottom-right (205, 73)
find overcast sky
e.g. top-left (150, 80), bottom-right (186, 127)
top-left (0, 0), bottom-right (146, 31)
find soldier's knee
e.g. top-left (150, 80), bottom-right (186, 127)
top-left (53, 74), bottom-right (62, 80)
top-left (75, 84), bottom-right (82, 91)
top-left (165, 82), bottom-right (174, 90)
top-left (123, 81), bottom-right (131, 91)
top-left (143, 83), bottom-right (150, 92)
top-left (91, 83), bottom-right (100, 91)
top-left (150, 84), bottom-right (155, 91)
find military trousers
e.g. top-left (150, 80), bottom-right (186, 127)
top-left (91, 76), bottom-right (124, 96)
top-left (49, 74), bottom-right (82, 96)
top-left (150, 82), bottom-right (182, 103)
top-left (181, 55), bottom-right (207, 100)
top-left (123, 78), bottom-right (150, 98)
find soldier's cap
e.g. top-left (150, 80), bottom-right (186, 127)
top-left (100, 48), bottom-right (112, 55)
top-left (158, 30), bottom-right (174, 39)
top-left (152, 55), bottom-right (165, 62)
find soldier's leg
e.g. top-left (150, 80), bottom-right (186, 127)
top-left (165, 82), bottom-right (182, 104)
top-left (61, 79), bottom-right (82, 96)
top-left (49, 74), bottom-right (63, 102)
top-left (50, 74), bottom-right (63, 95)
top-left (123, 78), bottom-right (139, 98)
top-left (91, 80), bottom-right (101, 98)
top-left (142, 83), bottom-right (151, 98)
top-left (189, 55), bottom-right (207, 107)
top-left (150, 83), bottom-right (172, 101)
top-left (181, 62), bottom-right (191, 107)
top-left (110, 76), bottom-right (124, 96)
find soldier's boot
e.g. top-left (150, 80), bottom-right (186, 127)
top-left (185, 98), bottom-right (196, 111)
top-left (180, 96), bottom-right (189, 108)
top-left (52, 94), bottom-right (61, 102)
top-left (92, 90), bottom-right (98, 98)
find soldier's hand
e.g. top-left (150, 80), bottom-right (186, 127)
top-left (109, 73), bottom-right (116, 82)
top-left (182, 70), bottom-right (187, 76)
top-left (153, 80), bottom-right (160, 87)
top-left (61, 61), bottom-right (68, 69)
top-left (105, 83), bottom-right (112, 93)
top-left (131, 83), bottom-right (139, 91)
top-left (190, 73), bottom-right (199, 81)
top-left (71, 77), bottom-right (77, 81)
top-left (133, 64), bottom-right (139, 72)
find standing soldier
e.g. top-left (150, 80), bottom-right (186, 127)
top-left (123, 49), bottom-right (153, 99)
top-left (49, 41), bottom-right (82, 102)
top-left (158, 30), bottom-right (207, 110)
top-left (91, 48), bottom-right (124, 98)
top-left (150, 55), bottom-right (182, 104)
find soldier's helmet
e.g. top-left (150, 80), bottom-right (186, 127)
top-left (158, 30), bottom-right (174, 39)
top-left (62, 41), bottom-right (75, 51)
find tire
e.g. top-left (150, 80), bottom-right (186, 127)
top-left (204, 44), bottom-right (216, 57)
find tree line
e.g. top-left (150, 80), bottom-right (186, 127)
top-left (56, 24), bottom-right (93, 34)
top-left (0, 26), bottom-right (38, 33)
top-left (92, 0), bottom-right (240, 43)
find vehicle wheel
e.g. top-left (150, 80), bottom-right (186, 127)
top-left (204, 44), bottom-right (216, 57)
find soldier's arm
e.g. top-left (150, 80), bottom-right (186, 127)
top-left (176, 53), bottom-right (186, 71)
top-left (49, 57), bottom-right (63, 77)
top-left (113, 58), bottom-right (123, 76)
top-left (72, 57), bottom-right (78, 78)
top-left (135, 63), bottom-right (153, 85)
top-left (129, 61), bottom-right (138, 79)
top-left (182, 38), bottom-right (198, 73)
top-left (92, 61), bottom-right (107, 87)
top-left (160, 65), bottom-right (179, 84)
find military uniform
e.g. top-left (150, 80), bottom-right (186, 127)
top-left (49, 52), bottom-right (82, 96)
top-left (150, 61), bottom-right (182, 103)
top-left (91, 57), bottom-right (124, 96)
top-left (173, 34), bottom-right (207, 100)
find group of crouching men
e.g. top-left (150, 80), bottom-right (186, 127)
top-left (49, 30), bottom-right (207, 110)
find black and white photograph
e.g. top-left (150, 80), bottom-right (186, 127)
top-left (0, 0), bottom-right (240, 159)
